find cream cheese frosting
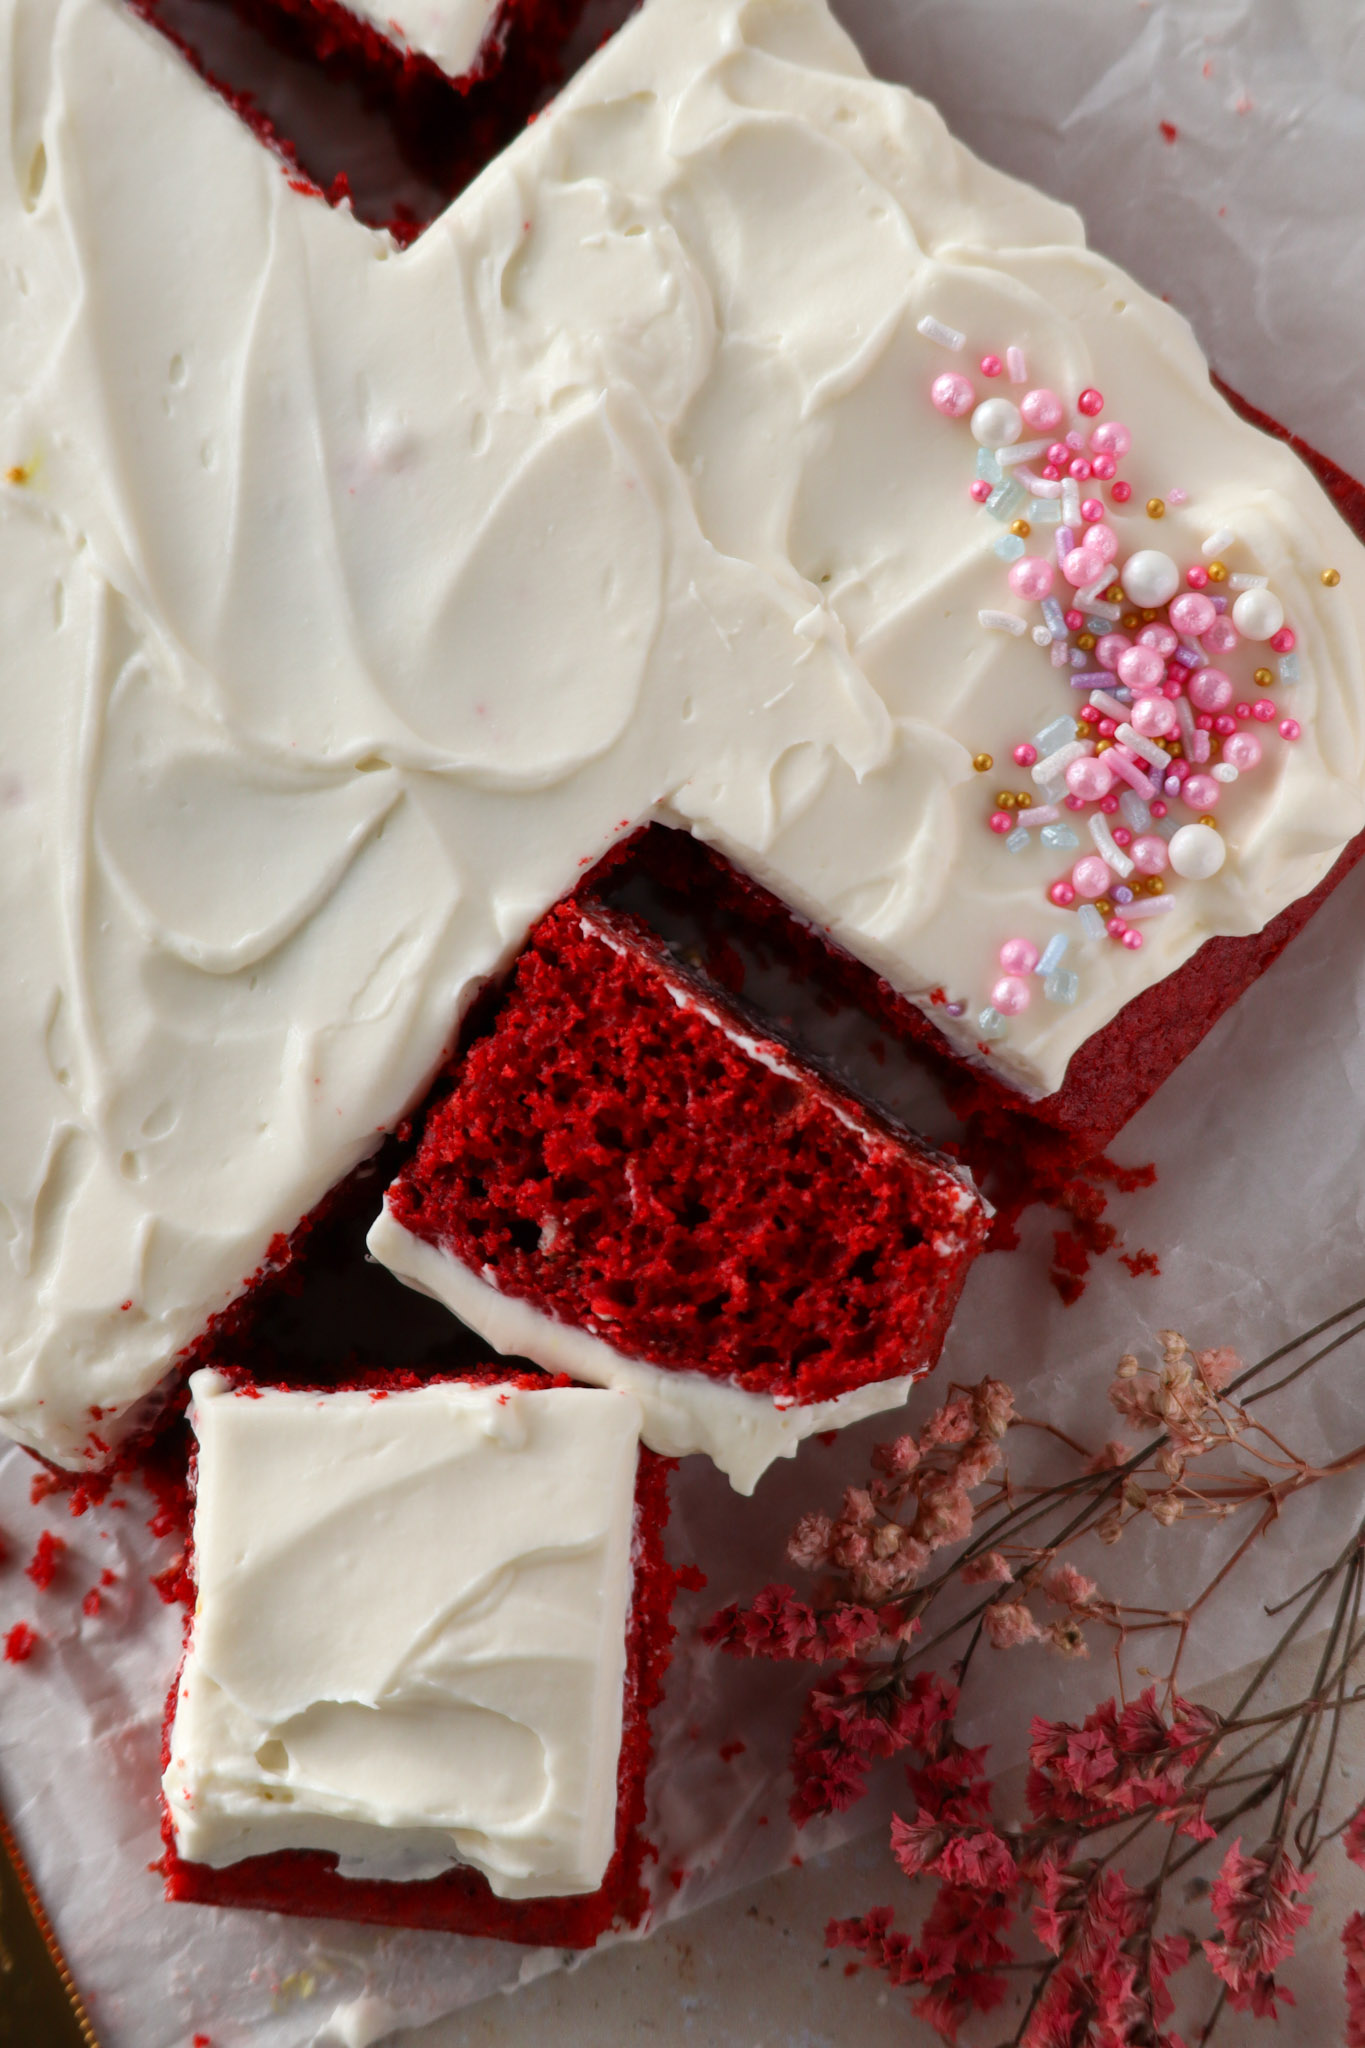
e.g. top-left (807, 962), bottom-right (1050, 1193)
top-left (161, 1371), bottom-right (643, 1894)
top-left (342, 0), bottom-right (501, 76)
top-left (1, 0), bottom-right (1364, 1466)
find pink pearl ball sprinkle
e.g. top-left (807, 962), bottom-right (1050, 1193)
top-left (1212, 714), bottom-right (1235, 736)
top-left (1122, 928), bottom-right (1144, 951)
top-left (1072, 854), bottom-right (1113, 899)
top-left (1065, 793), bottom-right (1087, 811)
top-left (1042, 464), bottom-right (1062, 481)
top-left (1280, 718), bottom-right (1302, 741)
top-left (1111, 481), bottom-right (1133, 504)
top-left (1169, 592), bottom-right (1216, 637)
top-left (1049, 880), bottom-right (1077, 907)
top-left (1081, 498), bottom-right (1105, 524)
top-left (1131, 694), bottom-right (1176, 738)
top-left (991, 975), bottom-right (1032, 1016)
top-left (1096, 632), bottom-right (1131, 671)
top-left (980, 354), bottom-right (1003, 378)
top-left (1083, 522), bottom-right (1120, 564)
top-left (1137, 623), bottom-right (1178, 658)
top-left (1234, 702), bottom-right (1253, 721)
top-left (1100, 793), bottom-right (1120, 815)
top-left (1047, 442), bottom-right (1070, 469)
top-left (1111, 826), bottom-right (1133, 848)
top-left (1130, 834), bottom-right (1169, 875)
top-left (1077, 388), bottom-right (1105, 417)
top-left (1189, 666), bottom-right (1233, 713)
top-left (1012, 742), bottom-right (1038, 767)
top-left (1063, 547), bottom-right (1104, 588)
top-left (1091, 454), bottom-right (1117, 481)
top-left (999, 938), bottom-right (1040, 976)
top-left (1089, 419), bottom-right (1130, 457)
top-left (1064, 609), bottom-right (1085, 632)
top-left (1203, 617), bottom-right (1240, 656)
top-left (1009, 556), bottom-right (1055, 601)
top-left (1117, 644), bottom-right (1166, 691)
top-left (1182, 773), bottom-right (1220, 811)
top-left (1151, 799), bottom-right (1168, 819)
top-left (1252, 699), bottom-right (1278, 722)
top-left (1067, 756), bottom-right (1115, 802)
top-left (970, 480), bottom-right (992, 503)
top-left (1068, 458), bottom-right (1093, 482)
top-left (989, 811), bottom-right (1014, 834)
top-left (1270, 627), bottom-right (1296, 654)
top-left (1223, 731), bottom-right (1262, 771)
top-left (931, 371), bottom-right (977, 419)
top-left (1186, 564), bottom-right (1209, 590)
top-left (1021, 389), bottom-right (1066, 432)
top-left (1097, 719), bottom-right (1118, 739)
top-left (1106, 917), bottom-right (1128, 939)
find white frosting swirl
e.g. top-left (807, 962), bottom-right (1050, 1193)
top-left (162, 1372), bottom-right (643, 1895)
top-left (0, 0), bottom-right (1362, 1464)
top-left (342, 0), bottom-right (501, 76)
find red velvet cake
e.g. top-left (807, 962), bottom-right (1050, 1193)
top-left (160, 1365), bottom-right (681, 1945)
top-left (368, 898), bottom-right (991, 1492)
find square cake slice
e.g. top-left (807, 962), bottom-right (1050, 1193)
top-left (368, 900), bottom-right (991, 1494)
top-left (161, 1367), bottom-right (678, 1945)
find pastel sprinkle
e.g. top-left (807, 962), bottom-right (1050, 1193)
top-left (1044, 968), bottom-right (1080, 1005)
top-left (1036, 933), bottom-right (1069, 977)
top-left (979, 609), bottom-right (1027, 635)
top-left (1123, 896), bottom-right (1176, 920)
top-left (1077, 904), bottom-right (1106, 941)
top-left (918, 314), bottom-right (966, 350)
top-left (1115, 723), bottom-right (1168, 773)
top-left (1006, 345), bottom-right (1028, 385)
top-left (1041, 823), bottom-right (1080, 850)
top-left (1041, 596), bottom-right (1068, 640)
top-left (995, 532), bottom-right (1027, 561)
top-left (1202, 526), bottom-right (1236, 558)
top-left (977, 1005), bottom-right (1007, 1040)
top-left (1090, 811), bottom-right (1134, 877)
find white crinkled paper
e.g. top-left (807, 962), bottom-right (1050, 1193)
top-left (3, 1), bottom-right (1365, 2041)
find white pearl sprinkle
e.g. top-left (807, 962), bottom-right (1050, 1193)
top-left (1168, 822), bottom-right (1227, 880)
top-left (971, 397), bottom-right (1023, 448)
top-left (1231, 587), bottom-right (1285, 641)
top-left (1119, 549), bottom-right (1180, 609)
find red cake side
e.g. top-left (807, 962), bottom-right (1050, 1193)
top-left (383, 900), bottom-right (990, 1408)
top-left (160, 1368), bottom-right (682, 1947)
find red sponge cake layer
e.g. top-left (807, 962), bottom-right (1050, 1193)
top-left (383, 900), bottom-right (989, 1408)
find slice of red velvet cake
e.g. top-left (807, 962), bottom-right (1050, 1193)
top-left (161, 1365), bottom-right (681, 1946)
top-left (368, 899), bottom-right (991, 1494)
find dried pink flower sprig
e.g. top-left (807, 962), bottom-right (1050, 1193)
top-left (705, 1299), bottom-right (1365, 2044)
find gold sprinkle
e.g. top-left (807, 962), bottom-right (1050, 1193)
top-left (4, 463), bottom-right (29, 486)
top-left (1254, 667), bottom-right (1273, 688)
top-left (1148, 877), bottom-right (1164, 895)
top-left (1121, 611), bottom-right (1142, 630)
top-left (1096, 898), bottom-right (1114, 919)
top-left (1146, 497), bottom-right (1166, 519)
top-left (1016, 791), bottom-right (1032, 809)
top-left (1198, 814), bottom-right (1217, 829)
top-left (1095, 738), bottom-right (1113, 753)
top-left (973, 752), bottom-right (994, 773)
top-left (1009, 519), bottom-right (1031, 539)
top-left (1167, 741), bottom-right (1184, 759)
top-left (1077, 632), bottom-right (1097, 652)
top-left (1207, 560), bottom-right (1228, 583)
top-left (1322, 567), bottom-right (1341, 587)
top-left (1105, 584), bottom-right (1124, 604)
top-left (996, 792), bottom-right (1017, 811)
top-left (1141, 608), bottom-right (1159, 622)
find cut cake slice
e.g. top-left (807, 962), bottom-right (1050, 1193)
top-left (368, 898), bottom-right (991, 1493)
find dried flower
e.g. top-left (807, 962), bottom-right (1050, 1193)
top-left (1203, 1838), bottom-right (1314, 2017)
top-left (960, 1550), bottom-right (1013, 1587)
top-left (984, 1599), bottom-right (1043, 1650)
top-left (1043, 1563), bottom-right (1097, 1610)
top-left (1345, 1802), bottom-right (1365, 1870)
top-left (1345, 1910), bottom-right (1365, 2048)
top-left (787, 1512), bottom-right (833, 1572)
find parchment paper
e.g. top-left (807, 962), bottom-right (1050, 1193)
top-left (3, 3), bottom-right (1365, 2042)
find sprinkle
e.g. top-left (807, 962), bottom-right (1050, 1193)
top-left (1228, 572), bottom-right (1268, 590)
top-left (977, 1005), bottom-right (1007, 1040)
top-left (1104, 748), bottom-right (1157, 800)
top-left (1033, 738), bottom-right (1093, 786)
top-left (1044, 968), bottom-right (1080, 1005)
top-left (1036, 933), bottom-right (1069, 977)
top-left (917, 314), bottom-right (966, 350)
top-left (1034, 714), bottom-right (1079, 755)
top-left (1008, 803), bottom-right (1061, 828)
top-left (1069, 648), bottom-right (1087, 668)
top-left (1055, 525), bottom-right (1076, 559)
top-left (1211, 761), bottom-right (1239, 783)
top-left (1006, 345), bottom-right (1028, 385)
top-left (995, 532), bottom-right (1027, 561)
top-left (1051, 642), bottom-right (1072, 667)
top-left (1146, 497), bottom-right (1166, 519)
top-left (979, 609), bottom-right (1027, 635)
top-left (1080, 595), bottom-right (1122, 622)
top-left (1119, 790), bottom-right (1152, 832)
top-left (1032, 498), bottom-right (1063, 523)
top-left (1113, 884), bottom-right (1134, 905)
top-left (1167, 487), bottom-right (1189, 506)
top-left (1089, 688), bottom-right (1129, 722)
top-left (996, 436), bottom-right (1055, 468)
top-left (1090, 811), bottom-right (1134, 876)
top-left (1115, 723), bottom-right (1168, 772)
top-left (1006, 826), bottom-right (1031, 852)
top-left (1077, 904), bottom-right (1106, 941)
top-left (1031, 624), bottom-right (1053, 647)
top-left (1172, 643), bottom-right (1202, 669)
top-left (946, 1001), bottom-right (966, 1018)
top-left (972, 753), bottom-right (994, 773)
top-left (1041, 823), bottom-right (1080, 850)
top-left (1322, 567), bottom-right (1342, 587)
top-left (1278, 652), bottom-right (1301, 684)
top-left (1123, 895), bottom-right (1176, 920)
top-left (1041, 596), bottom-right (1068, 641)
top-left (976, 447), bottom-right (1004, 485)
top-left (986, 478), bottom-right (1028, 521)
top-left (1202, 527), bottom-right (1236, 558)
top-left (1062, 477), bottom-right (1081, 527)
top-left (1019, 466), bottom-right (1064, 499)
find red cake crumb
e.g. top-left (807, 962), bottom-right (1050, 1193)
top-left (160, 1367), bottom-right (686, 1946)
top-left (25, 1530), bottom-right (66, 1592)
top-left (385, 899), bottom-right (989, 1406)
top-left (4, 1622), bottom-right (38, 1664)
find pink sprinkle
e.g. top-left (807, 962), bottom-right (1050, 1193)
top-left (1073, 855), bottom-right (1112, 898)
top-left (991, 974), bottom-right (1031, 1015)
top-left (1103, 748), bottom-right (1157, 800)
top-left (980, 354), bottom-right (1003, 378)
top-left (932, 370), bottom-right (977, 419)
top-left (1234, 702), bottom-right (1252, 720)
top-left (1097, 718), bottom-right (1118, 738)
top-left (1006, 346), bottom-right (1028, 385)
top-left (1077, 388), bottom-right (1105, 418)
top-left (1090, 420), bottom-right (1131, 460)
top-left (1068, 457), bottom-right (1093, 481)
top-left (1270, 627), bottom-right (1296, 653)
top-left (1080, 498), bottom-right (1105, 524)
top-left (1121, 928), bottom-right (1144, 950)
top-left (1111, 481), bottom-right (1133, 504)
top-left (1182, 773), bottom-right (1220, 810)
top-left (1252, 699), bottom-right (1277, 722)
top-left (1151, 799), bottom-right (1168, 819)
top-left (1049, 880), bottom-right (1077, 907)
top-left (1091, 454), bottom-right (1117, 481)
top-left (1065, 793), bottom-right (1087, 809)
top-left (1111, 826), bottom-right (1133, 847)
top-left (1047, 442), bottom-right (1069, 468)
top-left (999, 937), bottom-right (1040, 975)
top-left (970, 479), bottom-right (992, 504)
top-left (989, 811), bottom-right (1013, 834)
top-left (1106, 917), bottom-right (1128, 938)
top-left (1064, 608), bottom-right (1085, 631)
top-left (1167, 487), bottom-right (1188, 505)
top-left (1279, 718), bottom-right (1302, 741)
top-left (1012, 743), bottom-right (1038, 767)
top-left (1100, 793), bottom-right (1120, 814)
top-left (1186, 564), bottom-right (1209, 589)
